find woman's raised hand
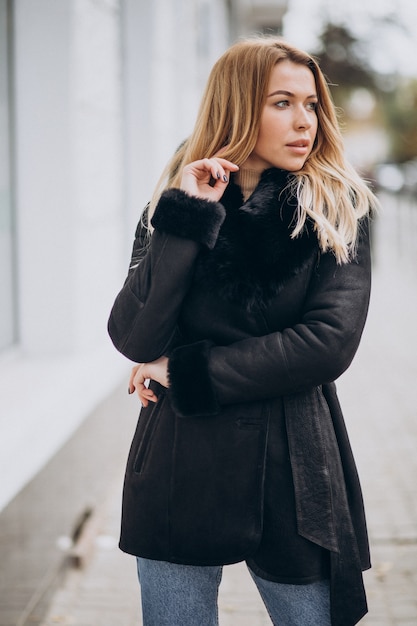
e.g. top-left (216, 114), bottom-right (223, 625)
top-left (180, 157), bottom-right (239, 202)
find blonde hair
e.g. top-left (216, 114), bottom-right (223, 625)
top-left (149, 37), bottom-right (378, 263)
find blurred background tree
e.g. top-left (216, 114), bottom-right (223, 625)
top-left (381, 78), bottom-right (417, 163)
top-left (314, 23), bottom-right (378, 99)
top-left (310, 16), bottom-right (417, 167)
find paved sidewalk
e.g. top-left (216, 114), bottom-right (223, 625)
top-left (40, 202), bottom-right (417, 625)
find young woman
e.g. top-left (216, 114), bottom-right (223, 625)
top-left (108, 37), bottom-right (378, 626)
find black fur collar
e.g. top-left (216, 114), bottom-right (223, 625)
top-left (194, 168), bottom-right (319, 309)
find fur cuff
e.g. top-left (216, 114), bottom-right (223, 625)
top-left (168, 340), bottom-right (220, 418)
top-left (151, 188), bottom-right (226, 249)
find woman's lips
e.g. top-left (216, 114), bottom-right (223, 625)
top-left (286, 141), bottom-right (310, 154)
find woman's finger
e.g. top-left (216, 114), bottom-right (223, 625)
top-left (208, 158), bottom-right (239, 182)
top-left (183, 157), bottom-right (238, 182)
top-left (212, 157), bottom-right (239, 172)
top-left (183, 159), bottom-right (221, 182)
top-left (208, 157), bottom-right (239, 182)
top-left (138, 387), bottom-right (158, 407)
top-left (180, 156), bottom-right (238, 201)
top-left (128, 364), bottom-right (142, 394)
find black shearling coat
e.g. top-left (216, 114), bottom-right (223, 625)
top-left (108, 168), bottom-right (372, 626)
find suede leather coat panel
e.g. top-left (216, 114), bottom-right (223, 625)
top-left (108, 168), bottom-right (372, 626)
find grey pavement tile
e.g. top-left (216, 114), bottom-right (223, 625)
top-left (0, 614), bottom-right (22, 626)
top-left (391, 605), bottom-right (417, 621)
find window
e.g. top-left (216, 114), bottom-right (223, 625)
top-left (0, 0), bottom-right (16, 350)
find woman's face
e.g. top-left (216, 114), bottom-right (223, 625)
top-left (245, 60), bottom-right (318, 172)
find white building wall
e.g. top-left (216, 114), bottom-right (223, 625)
top-left (0, 0), bottom-right (127, 512)
top-left (122, 0), bottom-right (230, 236)
top-left (0, 0), bottom-right (231, 513)
top-left (13, 0), bottom-right (125, 355)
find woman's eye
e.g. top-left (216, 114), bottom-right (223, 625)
top-left (307, 101), bottom-right (318, 111)
top-left (275, 100), bottom-right (289, 108)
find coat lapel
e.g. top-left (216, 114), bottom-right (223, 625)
top-left (194, 168), bottom-right (319, 310)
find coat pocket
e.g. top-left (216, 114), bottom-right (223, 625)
top-left (168, 403), bottom-right (268, 564)
top-left (133, 393), bottom-right (166, 474)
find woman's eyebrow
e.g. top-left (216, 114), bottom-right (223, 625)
top-left (267, 89), bottom-right (317, 99)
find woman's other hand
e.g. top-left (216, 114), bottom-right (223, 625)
top-left (128, 357), bottom-right (169, 406)
top-left (180, 157), bottom-right (239, 202)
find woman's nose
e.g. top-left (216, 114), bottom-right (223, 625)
top-left (295, 107), bottom-right (312, 129)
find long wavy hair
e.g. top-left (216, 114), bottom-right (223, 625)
top-left (149, 37), bottom-right (378, 263)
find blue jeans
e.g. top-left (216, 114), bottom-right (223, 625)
top-left (137, 557), bottom-right (331, 625)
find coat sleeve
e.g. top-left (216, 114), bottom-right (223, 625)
top-left (107, 189), bottom-right (226, 363)
top-left (167, 219), bottom-right (372, 417)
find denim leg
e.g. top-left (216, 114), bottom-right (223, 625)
top-left (248, 568), bottom-right (331, 626)
top-left (137, 557), bottom-right (222, 626)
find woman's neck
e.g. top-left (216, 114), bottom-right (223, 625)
top-left (235, 168), bottom-right (262, 201)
